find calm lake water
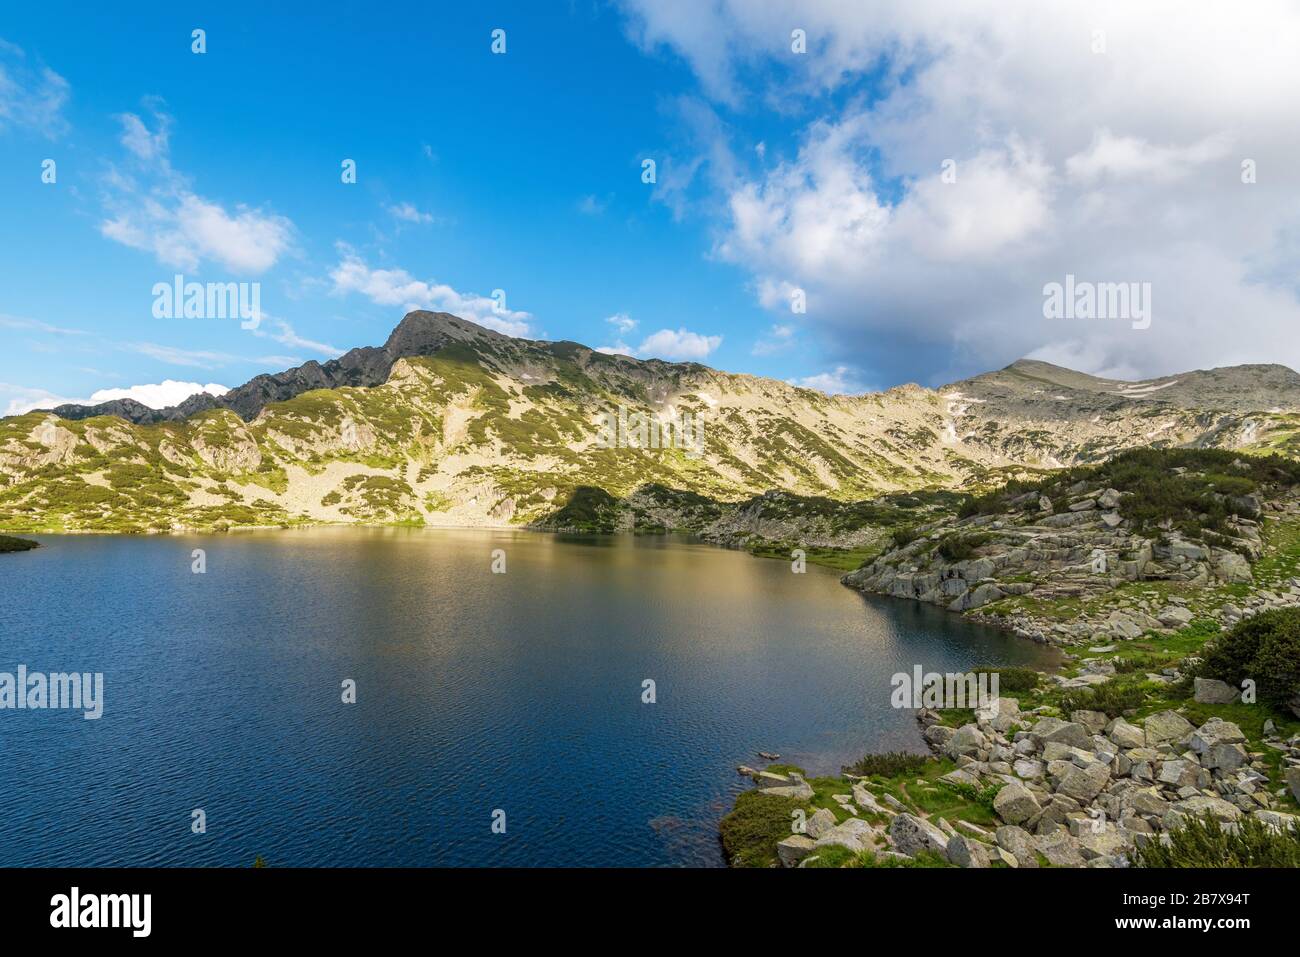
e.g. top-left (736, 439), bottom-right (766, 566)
top-left (0, 529), bottom-right (1057, 867)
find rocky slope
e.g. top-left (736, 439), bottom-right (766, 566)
top-left (3, 311), bottom-right (1300, 534)
top-left (842, 448), bottom-right (1300, 646)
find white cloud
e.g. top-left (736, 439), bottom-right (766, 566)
top-left (329, 247), bottom-right (536, 337)
top-left (606, 312), bottom-right (638, 334)
top-left (596, 343), bottom-right (635, 357)
top-left (635, 327), bottom-right (722, 361)
top-left (387, 201), bottom-right (436, 224)
top-left (1, 379), bottom-right (229, 416)
top-left (577, 194), bottom-right (608, 215)
top-left (595, 315), bottom-right (722, 361)
top-left (620, 0), bottom-right (1300, 382)
top-left (99, 108), bottom-right (295, 274)
top-left (0, 41), bottom-right (69, 137)
top-left (1, 384), bottom-right (83, 417)
top-left (88, 380), bottom-right (229, 409)
top-left (790, 366), bottom-right (868, 395)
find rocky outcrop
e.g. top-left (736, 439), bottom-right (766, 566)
top-left (849, 704), bottom-right (1300, 868)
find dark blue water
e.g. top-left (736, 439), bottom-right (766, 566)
top-left (0, 529), bottom-right (1056, 866)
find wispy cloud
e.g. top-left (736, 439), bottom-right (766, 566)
top-left (791, 366), bottom-right (868, 396)
top-left (0, 39), bottom-right (70, 137)
top-left (329, 245), bottom-right (535, 337)
top-left (0, 314), bottom-right (87, 336)
top-left (386, 201), bottom-right (438, 225)
top-left (98, 103), bottom-right (295, 274)
top-left (251, 317), bottom-right (344, 358)
top-left (124, 341), bottom-right (299, 369)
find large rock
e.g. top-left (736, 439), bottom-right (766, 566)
top-left (1031, 717), bottom-right (1094, 751)
top-left (813, 817), bottom-right (879, 854)
top-left (1105, 611), bottom-right (1144, 639)
top-left (946, 833), bottom-right (990, 868)
top-left (1034, 830), bottom-right (1085, 867)
top-left (993, 781), bottom-right (1041, 825)
top-left (755, 770), bottom-right (815, 800)
top-left (1189, 717), bottom-right (1246, 753)
top-left (1285, 767), bottom-right (1300, 803)
top-left (1143, 710), bottom-right (1195, 748)
top-left (923, 724), bottom-right (956, 749)
top-left (1156, 758), bottom-right (1201, 789)
top-left (1013, 758), bottom-right (1045, 780)
top-left (1107, 717), bottom-right (1146, 749)
top-left (1202, 742), bottom-right (1248, 772)
top-left (1157, 605), bottom-right (1194, 628)
top-left (776, 834), bottom-right (816, 867)
top-left (1215, 551), bottom-right (1252, 583)
top-left (1071, 710), bottom-right (1109, 734)
top-left (1165, 795), bottom-right (1242, 828)
top-left (995, 825), bottom-right (1039, 868)
top-left (805, 807), bottom-right (838, 839)
top-left (1056, 762), bottom-right (1111, 803)
top-left (1193, 678), bottom-right (1238, 704)
top-left (888, 813), bottom-right (949, 857)
top-left (945, 724), bottom-right (990, 759)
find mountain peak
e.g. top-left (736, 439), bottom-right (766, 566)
top-left (383, 310), bottom-right (509, 355)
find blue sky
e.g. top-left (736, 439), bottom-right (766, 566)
top-left (3, 2), bottom-right (1300, 414)
top-left (0, 2), bottom-right (837, 413)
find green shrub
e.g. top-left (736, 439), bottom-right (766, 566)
top-left (890, 526), bottom-right (920, 549)
top-left (1132, 814), bottom-right (1300, 868)
top-left (842, 751), bottom-right (930, 778)
top-left (719, 790), bottom-right (801, 868)
top-left (0, 534), bottom-right (39, 553)
top-left (937, 778), bottom-right (1001, 811)
top-left (957, 448), bottom-right (1300, 539)
top-left (1058, 680), bottom-right (1149, 717)
top-left (1195, 608), bottom-right (1300, 712)
top-left (972, 666), bottom-right (1039, 693)
top-left (936, 532), bottom-right (993, 562)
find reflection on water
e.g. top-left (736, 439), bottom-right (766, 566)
top-left (0, 528), bottom-right (1057, 866)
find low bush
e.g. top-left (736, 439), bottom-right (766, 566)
top-left (0, 534), bottom-right (39, 553)
top-left (1057, 680), bottom-right (1149, 717)
top-left (936, 532), bottom-right (993, 562)
top-left (719, 790), bottom-right (801, 868)
top-left (842, 751), bottom-right (929, 778)
top-left (1132, 814), bottom-right (1300, 868)
top-left (972, 666), bottom-right (1039, 693)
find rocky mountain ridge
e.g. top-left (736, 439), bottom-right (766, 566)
top-left (3, 310), bottom-right (1300, 535)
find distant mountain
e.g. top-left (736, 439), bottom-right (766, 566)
top-left (2, 311), bottom-right (1298, 534)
